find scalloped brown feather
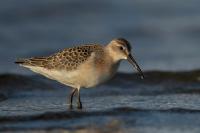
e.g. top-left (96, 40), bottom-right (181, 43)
top-left (16, 44), bottom-right (104, 71)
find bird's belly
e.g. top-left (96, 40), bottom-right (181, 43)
top-left (82, 63), bottom-right (119, 88)
top-left (26, 66), bottom-right (110, 88)
top-left (61, 65), bottom-right (117, 88)
top-left (84, 70), bottom-right (112, 88)
top-left (42, 67), bottom-right (102, 88)
top-left (25, 61), bottom-right (119, 89)
top-left (75, 67), bottom-right (112, 88)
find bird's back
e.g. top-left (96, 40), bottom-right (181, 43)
top-left (15, 44), bottom-right (104, 71)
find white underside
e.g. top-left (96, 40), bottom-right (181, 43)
top-left (22, 65), bottom-right (84, 89)
top-left (21, 63), bottom-right (117, 89)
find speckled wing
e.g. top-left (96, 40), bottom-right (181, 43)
top-left (15, 44), bottom-right (103, 71)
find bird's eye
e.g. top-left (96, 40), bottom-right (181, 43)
top-left (120, 46), bottom-right (124, 50)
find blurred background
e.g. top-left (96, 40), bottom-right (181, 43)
top-left (0, 0), bottom-right (200, 74)
top-left (1, 1), bottom-right (200, 132)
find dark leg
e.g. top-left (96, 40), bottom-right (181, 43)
top-left (69, 88), bottom-right (77, 109)
top-left (77, 89), bottom-right (82, 109)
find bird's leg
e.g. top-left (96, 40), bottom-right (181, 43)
top-left (77, 89), bottom-right (82, 109)
top-left (69, 88), bottom-right (77, 109)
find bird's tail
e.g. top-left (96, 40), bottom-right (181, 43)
top-left (15, 57), bottom-right (49, 67)
top-left (15, 59), bottom-right (26, 65)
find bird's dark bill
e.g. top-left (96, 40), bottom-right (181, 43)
top-left (127, 54), bottom-right (144, 79)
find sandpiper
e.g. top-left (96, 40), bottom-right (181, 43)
top-left (15, 38), bottom-right (144, 109)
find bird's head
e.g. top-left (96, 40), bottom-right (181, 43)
top-left (107, 38), bottom-right (144, 79)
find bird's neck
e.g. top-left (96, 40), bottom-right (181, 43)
top-left (104, 45), bottom-right (121, 64)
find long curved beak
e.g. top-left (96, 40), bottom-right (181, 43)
top-left (127, 54), bottom-right (144, 79)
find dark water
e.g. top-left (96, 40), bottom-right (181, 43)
top-left (0, 0), bottom-right (200, 74)
top-left (0, 70), bottom-right (200, 132)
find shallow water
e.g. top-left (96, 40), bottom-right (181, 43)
top-left (0, 70), bottom-right (200, 132)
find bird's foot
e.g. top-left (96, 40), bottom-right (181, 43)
top-left (68, 104), bottom-right (73, 110)
top-left (77, 102), bottom-right (82, 109)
